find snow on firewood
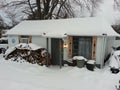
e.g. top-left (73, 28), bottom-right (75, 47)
top-left (15, 43), bottom-right (42, 50)
top-left (4, 43), bottom-right (51, 66)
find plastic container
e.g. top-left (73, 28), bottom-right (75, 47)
top-left (86, 60), bottom-right (95, 71)
top-left (77, 60), bottom-right (85, 68)
top-left (73, 56), bottom-right (87, 68)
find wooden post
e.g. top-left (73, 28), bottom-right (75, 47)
top-left (29, 36), bottom-right (32, 43)
top-left (92, 36), bottom-right (97, 60)
top-left (68, 36), bottom-right (73, 58)
top-left (18, 36), bottom-right (21, 43)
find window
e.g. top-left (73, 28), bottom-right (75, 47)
top-left (116, 37), bottom-right (120, 40)
top-left (72, 36), bottom-right (92, 59)
top-left (19, 36), bottom-right (32, 43)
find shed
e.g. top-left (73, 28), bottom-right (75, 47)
top-left (7, 17), bottom-right (120, 68)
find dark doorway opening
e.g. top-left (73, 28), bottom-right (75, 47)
top-left (51, 38), bottom-right (63, 65)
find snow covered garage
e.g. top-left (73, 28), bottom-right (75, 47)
top-left (7, 17), bottom-right (120, 68)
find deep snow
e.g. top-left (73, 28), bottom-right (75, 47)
top-left (0, 54), bottom-right (120, 90)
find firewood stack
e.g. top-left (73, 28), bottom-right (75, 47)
top-left (4, 43), bottom-right (51, 66)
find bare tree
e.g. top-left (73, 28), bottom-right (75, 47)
top-left (73, 0), bottom-right (103, 17)
top-left (114, 0), bottom-right (120, 11)
top-left (1, 0), bottom-right (102, 22)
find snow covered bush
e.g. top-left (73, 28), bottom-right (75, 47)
top-left (116, 80), bottom-right (120, 90)
top-left (109, 50), bottom-right (120, 74)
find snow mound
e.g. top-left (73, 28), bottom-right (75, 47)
top-left (73, 56), bottom-right (87, 61)
top-left (87, 60), bottom-right (96, 64)
top-left (16, 43), bottom-right (42, 50)
top-left (109, 50), bottom-right (120, 68)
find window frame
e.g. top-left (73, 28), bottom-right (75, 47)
top-left (19, 35), bottom-right (32, 44)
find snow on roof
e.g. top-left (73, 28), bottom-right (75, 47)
top-left (7, 17), bottom-right (120, 37)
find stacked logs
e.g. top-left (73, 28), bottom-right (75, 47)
top-left (4, 46), bottom-right (51, 66)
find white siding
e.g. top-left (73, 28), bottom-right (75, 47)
top-left (8, 35), bottom-right (19, 48)
top-left (96, 36), bottom-right (107, 68)
top-left (63, 37), bottom-right (69, 61)
top-left (32, 36), bottom-right (47, 48)
top-left (8, 35), bottom-right (51, 53)
top-left (31, 36), bottom-right (51, 53)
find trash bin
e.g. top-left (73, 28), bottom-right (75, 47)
top-left (86, 60), bottom-right (95, 71)
top-left (73, 56), bottom-right (87, 68)
top-left (77, 60), bottom-right (85, 68)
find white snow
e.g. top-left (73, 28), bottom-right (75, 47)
top-left (15, 43), bottom-right (42, 50)
top-left (87, 60), bottom-right (96, 64)
top-left (73, 56), bottom-right (87, 61)
top-left (7, 17), bottom-right (119, 37)
top-left (0, 54), bottom-right (120, 90)
top-left (5, 43), bottom-right (42, 55)
top-left (109, 51), bottom-right (120, 68)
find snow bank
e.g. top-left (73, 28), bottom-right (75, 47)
top-left (0, 54), bottom-right (120, 90)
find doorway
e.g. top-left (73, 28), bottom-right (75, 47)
top-left (51, 38), bottom-right (63, 65)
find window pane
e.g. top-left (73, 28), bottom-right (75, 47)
top-left (21, 39), bottom-right (28, 43)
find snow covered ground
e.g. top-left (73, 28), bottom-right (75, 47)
top-left (0, 54), bottom-right (120, 90)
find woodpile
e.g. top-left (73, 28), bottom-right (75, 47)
top-left (4, 43), bottom-right (51, 66)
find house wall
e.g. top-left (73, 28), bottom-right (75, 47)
top-left (8, 35), bottom-right (51, 53)
top-left (63, 36), bottom-right (108, 67)
top-left (32, 36), bottom-right (51, 53)
top-left (32, 36), bottom-right (47, 48)
top-left (8, 35), bottom-right (19, 47)
top-left (95, 36), bottom-right (120, 68)
top-left (96, 36), bottom-right (107, 68)
top-left (63, 37), bottom-right (70, 61)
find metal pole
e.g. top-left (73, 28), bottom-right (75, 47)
top-left (46, 38), bottom-right (49, 67)
top-left (59, 39), bottom-right (62, 69)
